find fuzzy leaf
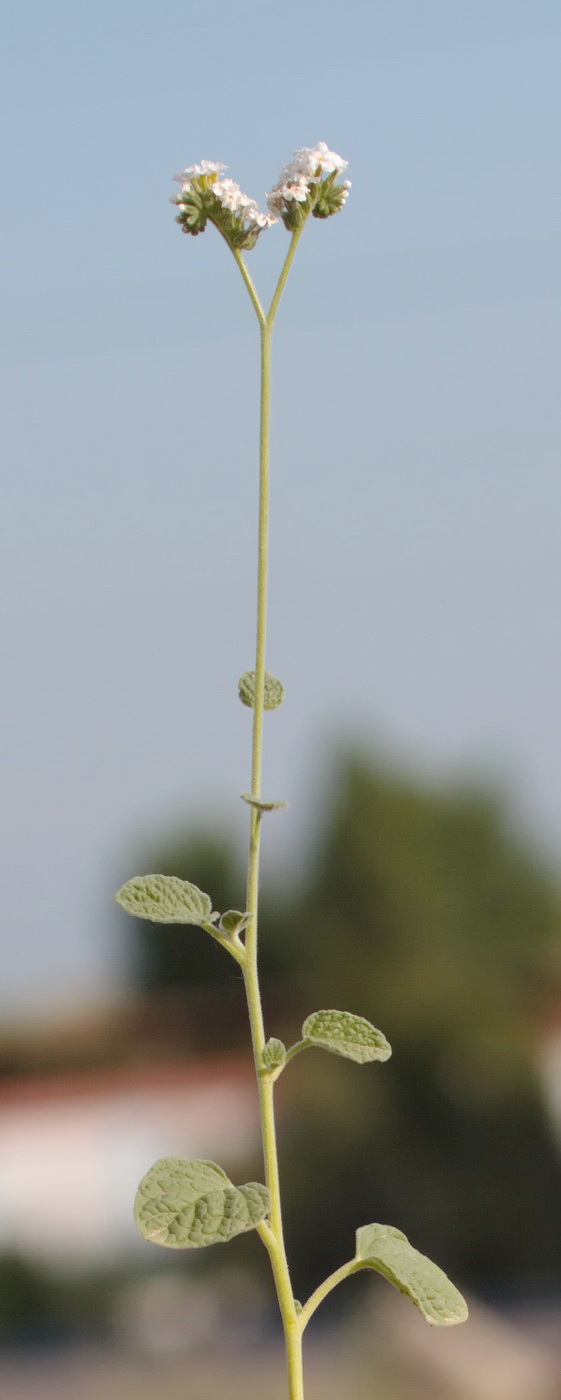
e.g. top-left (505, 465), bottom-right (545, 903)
top-left (116, 874), bottom-right (213, 925)
top-left (219, 909), bottom-right (251, 936)
top-left (263, 1038), bottom-right (286, 1072)
top-left (302, 1010), bottom-right (391, 1064)
top-left (238, 670), bottom-right (285, 710)
top-left (135, 1158), bottom-right (270, 1250)
top-left (355, 1223), bottom-right (468, 1326)
top-left (241, 792), bottom-right (288, 812)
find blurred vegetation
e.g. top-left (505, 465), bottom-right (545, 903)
top-left (0, 1252), bottom-right (121, 1345)
top-left (124, 753), bottom-right (561, 1302)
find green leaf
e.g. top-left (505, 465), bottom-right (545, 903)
top-left (262, 1038), bottom-right (286, 1072)
top-left (135, 1158), bottom-right (270, 1250)
top-left (238, 670), bottom-right (285, 710)
top-left (355, 1223), bottom-right (468, 1326)
top-left (302, 1010), bottom-right (392, 1064)
top-left (241, 792), bottom-right (288, 812)
top-left (116, 874), bottom-right (213, 925)
top-left (219, 909), bottom-right (251, 936)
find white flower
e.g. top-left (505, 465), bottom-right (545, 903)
top-left (172, 160), bottom-right (226, 184)
top-left (292, 142), bottom-right (348, 177)
top-left (251, 208), bottom-right (277, 229)
top-left (214, 177), bottom-right (243, 212)
top-left (266, 177), bottom-right (309, 218)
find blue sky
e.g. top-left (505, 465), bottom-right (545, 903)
top-left (2, 0), bottom-right (561, 1013)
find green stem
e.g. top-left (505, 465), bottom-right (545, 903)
top-left (232, 248), bottom-right (267, 329)
top-left (232, 231), bottom-right (306, 1400)
top-left (267, 222), bottom-right (307, 327)
top-left (283, 1039), bottom-right (307, 1067)
top-left (299, 1260), bottom-right (362, 1333)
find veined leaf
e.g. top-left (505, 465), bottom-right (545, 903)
top-left (355, 1223), bottom-right (468, 1326)
top-left (238, 670), bottom-right (285, 710)
top-left (135, 1158), bottom-right (270, 1250)
top-left (262, 1038), bottom-right (286, 1072)
top-left (302, 1010), bottom-right (391, 1064)
top-left (116, 874), bottom-right (213, 925)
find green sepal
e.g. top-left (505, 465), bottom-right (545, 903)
top-left (262, 1038), bottom-right (286, 1072)
top-left (116, 874), bottom-right (214, 926)
top-left (135, 1158), bottom-right (270, 1250)
top-left (355, 1223), bottom-right (468, 1326)
top-left (312, 178), bottom-right (349, 220)
top-left (174, 184), bottom-right (209, 236)
top-left (302, 1010), bottom-right (391, 1064)
top-left (238, 670), bottom-right (285, 710)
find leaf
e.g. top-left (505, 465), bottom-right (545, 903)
top-left (238, 670), bottom-right (285, 710)
top-left (302, 1010), bottom-right (391, 1064)
top-left (355, 1223), bottom-right (468, 1326)
top-left (262, 1038), bottom-right (286, 1072)
top-left (241, 792), bottom-right (288, 812)
top-left (219, 909), bottom-right (251, 936)
top-left (116, 874), bottom-right (213, 926)
top-left (135, 1158), bottom-right (270, 1250)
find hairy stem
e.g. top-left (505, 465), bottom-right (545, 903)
top-left (267, 221), bottom-right (306, 327)
top-left (234, 232), bottom-right (306, 1400)
top-left (299, 1260), bottom-right (362, 1332)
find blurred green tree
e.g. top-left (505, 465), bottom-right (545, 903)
top-left (126, 753), bottom-right (561, 1297)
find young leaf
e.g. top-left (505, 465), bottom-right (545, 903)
top-left (355, 1223), bottom-right (468, 1326)
top-left (219, 909), bottom-right (251, 936)
top-left (238, 670), bottom-right (285, 710)
top-left (263, 1037), bottom-right (286, 1072)
top-left (116, 874), bottom-right (213, 925)
top-left (302, 1010), bottom-right (391, 1064)
top-left (135, 1157), bottom-right (270, 1250)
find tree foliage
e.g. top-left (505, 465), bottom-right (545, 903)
top-left (126, 753), bottom-right (561, 1295)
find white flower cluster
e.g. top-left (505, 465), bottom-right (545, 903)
top-left (213, 177), bottom-right (276, 231)
top-left (266, 141), bottom-right (350, 220)
top-left (171, 162), bottom-right (275, 234)
top-left (170, 144), bottom-right (350, 248)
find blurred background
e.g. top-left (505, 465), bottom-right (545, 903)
top-left (2, 1), bottom-right (561, 1396)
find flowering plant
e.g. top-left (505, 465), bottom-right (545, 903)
top-left (116, 142), bottom-right (467, 1400)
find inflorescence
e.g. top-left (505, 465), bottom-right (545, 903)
top-left (171, 143), bottom-right (350, 249)
top-left (266, 141), bottom-right (351, 230)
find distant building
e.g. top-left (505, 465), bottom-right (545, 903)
top-left (0, 1057), bottom-right (259, 1265)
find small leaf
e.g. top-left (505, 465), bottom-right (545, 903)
top-left (238, 670), bottom-right (285, 710)
top-left (302, 1010), bottom-right (391, 1065)
top-left (355, 1223), bottom-right (468, 1326)
top-left (135, 1158), bottom-right (270, 1250)
top-left (262, 1038), bottom-right (286, 1072)
top-left (241, 792), bottom-right (288, 812)
top-left (116, 874), bottom-right (213, 925)
top-left (219, 909), bottom-right (251, 936)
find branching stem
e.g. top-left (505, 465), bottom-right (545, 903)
top-left (233, 227), bottom-right (307, 1400)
